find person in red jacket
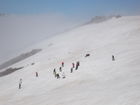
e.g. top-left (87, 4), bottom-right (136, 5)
top-left (62, 62), bottom-right (64, 67)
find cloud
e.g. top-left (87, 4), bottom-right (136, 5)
top-left (0, 13), bottom-right (85, 64)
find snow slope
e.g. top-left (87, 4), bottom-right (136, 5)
top-left (0, 16), bottom-right (140, 105)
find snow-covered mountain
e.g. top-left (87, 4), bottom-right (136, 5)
top-left (0, 16), bottom-right (140, 105)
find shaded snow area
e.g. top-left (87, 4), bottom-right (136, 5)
top-left (0, 16), bottom-right (140, 105)
top-left (0, 49), bottom-right (42, 70)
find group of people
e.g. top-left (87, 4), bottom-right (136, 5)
top-left (52, 61), bottom-right (80, 79)
top-left (53, 62), bottom-right (64, 79)
top-left (18, 55), bottom-right (115, 89)
top-left (70, 61), bottom-right (80, 73)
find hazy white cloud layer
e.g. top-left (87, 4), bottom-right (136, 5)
top-left (0, 14), bottom-right (85, 64)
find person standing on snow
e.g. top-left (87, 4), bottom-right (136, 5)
top-left (53, 69), bottom-right (56, 77)
top-left (70, 67), bottom-right (73, 73)
top-left (112, 55), bottom-right (115, 61)
top-left (19, 78), bottom-right (22, 89)
top-left (75, 61), bottom-right (80, 70)
top-left (35, 72), bottom-right (39, 77)
top-left (59, 67), bottom-right (62, 72)
top-left (62, 62), bottom-right (64, 67)
top-left (72, 63), bottom-right (75, 68)
top-left (56, 73), bottom-right (60, 79)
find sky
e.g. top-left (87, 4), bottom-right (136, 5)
top-left (0, 0), bottom-right (140, 64)
top-left (0, 0), bottom-right (140, 17)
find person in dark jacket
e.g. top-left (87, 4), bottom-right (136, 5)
top-left (85, 54), bottom-right (90, 57)
top-left (53, 69), bottom-right (56, 77)
top-left (72, 63), bottom-right (75, 68)
top-left (70, 67), bottom-right (73, 73)
top-left (112, 55), bottom-right (115, 61)
top-left (59, 67), bottom-right (62, 72)
top-left (35, 72), bottom-right (39, 77)
top-left (19, 78), bottom-right (22, 89)
top-left (56, 73), bottom-right (60, 79)
top-left (75, 61), bottom-right (80, 70)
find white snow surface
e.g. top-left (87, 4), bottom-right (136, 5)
top-left (0, 16), bottom-right (140, 105)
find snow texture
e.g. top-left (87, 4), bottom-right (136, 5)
top-left (0, 16), bottom-right (140, 105)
